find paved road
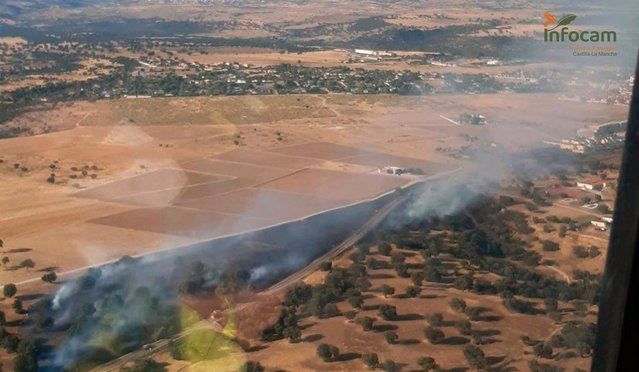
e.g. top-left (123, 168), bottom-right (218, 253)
top-left (262, 192), bottom-right (410, 296)
top-left (91, 320), bottom-right (221, 372)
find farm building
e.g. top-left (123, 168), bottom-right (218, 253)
top-left (591, 220), bottom-right (608, 231)
top-left (577, 178), bottom-right (607, 191)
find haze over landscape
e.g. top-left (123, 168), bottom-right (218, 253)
top-left (0, 1), bottom-right (637, 371)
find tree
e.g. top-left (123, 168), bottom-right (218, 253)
top-left (168, 340), bottom-right (183, 360)
top-left (449, 298), bottom-right (467, 312)
top-left (379, 304), bottom-right (397, 321)
top-left (240, 361), bottom-right (264, 372)
top-left (424, 327), bottom-right (445, 344)
top-left (41, 272), bottom-right (57, 283)
top-left (411, 271), bottom-right (424, 286)
top-left (558, 225), bottom-right (567, 238)
top-left (384, 331), bottom-right (398, 344)
top-left (541, 240), bottom-right (560, 252)
top-left (463, 345), bottom-right (486, 369)
top-left (13, 299), bottom-right (23, 314)
top-left (382, 360), bottom-right (398, 372)
top-left (0, 310), bottom-right (5, 326)
top-left (362, 353), bottom-right (379, 369)
top-left (405, 285), bottom-right (421, 298)
top-left (533, 343), bottom-right (553, 359)
top-left (381, 284), bottom-right (395, 298)
top-left (454, 274), bottom-right (473, 290)
top-left (390, 253), bottom-right (405, 267)
top-left (357, 316), bottom-right (375, 331)
top-left (3, 283), bottom-right (17, 298)
top-left (455, 319), bottom-right (472, 335)
top-left (418, 356), bottom-right (439, 371)
top-left (2, 256), bottom-right (8, 267)
top-left (323, 303), bottom-right (340, 318)
top-left (544, 298), bottom-right (558, 312)
top-left (20, 259), bottom-right (35, 271)
top-left (283, 326), bottom-right (301, 343)
top-left (319, 261), bottom-right (332, 272)
top-left (349, 295), bottom-right (364, 309)
top-left (317, 343), bottom-right (339, 362)
top-left (378, 242), bottom-right (392, 256)
top-left (284, 283), bottom-right (312, 308)
top-left (14, 340), bottom-right (38, 372)
top-left (464, 306), bottom-right (482, 321)
top-left (426, 313), bottom-right (444, 327)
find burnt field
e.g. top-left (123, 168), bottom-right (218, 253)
top-left (17, 185), bottom-right (403, 370)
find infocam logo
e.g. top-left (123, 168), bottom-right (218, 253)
top-left (543, 12), bottom-right (616, 43)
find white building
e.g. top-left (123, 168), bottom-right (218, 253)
top-left (354, 49), bottom-right (377, 56)
top-left (591, 220), bottom-right (608, 231)
top-left (577, 178), bottom-right (607, 191)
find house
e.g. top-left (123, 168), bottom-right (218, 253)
top-left (577, 178), bottom-right (607, 191)
top-left (591, 220), bottom-right (608, 231)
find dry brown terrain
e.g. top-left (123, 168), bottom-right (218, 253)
top-left (0, 93), bottom-right (625, 285)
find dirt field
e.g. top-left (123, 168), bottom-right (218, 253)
top-left (257, 168), bottom-right (407, 201)
top-left (176, 189), bottom-right (347, 221)
top-left (0, 92), bottom-right (624, 289)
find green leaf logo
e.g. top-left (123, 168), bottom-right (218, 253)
top-left (550, 14), bottom-right (577, 30)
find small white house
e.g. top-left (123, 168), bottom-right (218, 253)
top-left (602, 216), bottom-right (613, 224)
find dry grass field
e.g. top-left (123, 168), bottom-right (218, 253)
top-left (0, 93), bottom-right (625, 286)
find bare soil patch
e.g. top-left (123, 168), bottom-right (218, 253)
top-left (257, 168), bottom-right (407, 201)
